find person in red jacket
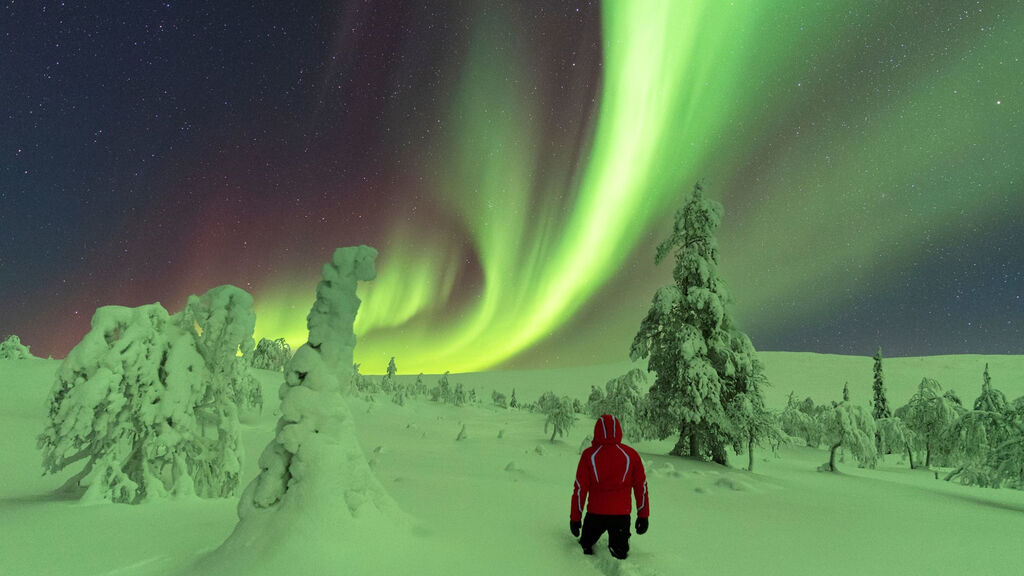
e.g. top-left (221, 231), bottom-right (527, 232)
top-left (570, 413), bottom-right (649, 559)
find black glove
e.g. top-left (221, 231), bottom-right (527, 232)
top-left (635, 517), bottom-right (648, 535)
top-left (570, 521), bottom-right (582, 537)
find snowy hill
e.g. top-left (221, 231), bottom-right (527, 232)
top-left (2, 353), bottom-right (1024, 575)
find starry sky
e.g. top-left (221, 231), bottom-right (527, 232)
top-left (2, 1), bottom-right (1022, 373)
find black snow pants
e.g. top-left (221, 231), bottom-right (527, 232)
top-left (579, 513), bottom-right (631, 559)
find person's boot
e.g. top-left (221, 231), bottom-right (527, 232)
top-left (608, 545), bottom-right (628, 560)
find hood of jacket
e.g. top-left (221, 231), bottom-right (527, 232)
top-left (593, 414), bottom-right (623, 445)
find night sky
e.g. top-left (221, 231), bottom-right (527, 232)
top-left (2, 1), bottom-right (1022, 373)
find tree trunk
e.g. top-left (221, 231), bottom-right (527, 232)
top-left (551, 428), bottom-right (557, 443)
top-left (829, 442), bottom-right (842, 472)
top-left (670, 434), bottom-right (688, 456)
top-left (690, 433), bottom-right (699, 458)
top-left (906, 444), bottom-right (915, 470)
top-left (747, 434), bottom-right (754, 472)
top-left (944, 466), bottom-right (963, 482)
top-left (711, 442), bottom-right (728, 466)
top-left (54, 458), bottom-right (94, 497)
top-left (925, 440), bottom-right (931, 468)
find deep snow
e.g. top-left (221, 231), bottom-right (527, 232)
top-left (2, 352), bottom-right (1023, 575)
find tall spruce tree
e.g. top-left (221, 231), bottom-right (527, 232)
top-left (872, 346), bottom-right (891, 419)
top-left (631, 181), bottom-right (766, 465)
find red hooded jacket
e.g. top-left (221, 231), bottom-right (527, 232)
top-left (570, 414), bottom-right (649, 522)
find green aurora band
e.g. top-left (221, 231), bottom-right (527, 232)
top-left (252, 1), bottom-right (1022, 373)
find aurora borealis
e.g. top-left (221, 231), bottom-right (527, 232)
top-left (2, 1), bottom-right (1022, 373)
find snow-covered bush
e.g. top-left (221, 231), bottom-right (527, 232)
top-left (250, 337), bottom-right (291, 372)
top-left (38, 304), bottom-right (206, 503)
top-left (0, 334), bottom-right (34, 359)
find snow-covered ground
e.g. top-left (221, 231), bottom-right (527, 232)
top-left (3, 353), bottom-right (1023, 576)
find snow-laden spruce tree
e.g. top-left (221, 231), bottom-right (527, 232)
top-left (631, 181), bottom-right (768, 464)
top-left (38, 304), bottom-right (206, 503)
top-left (872, 346), bottom-right (890, 420)
top-left (0, 334), bottom-right (34, 359)
top-left (251, 337), bottom-right (291, 372)
top-left (382, 356), bottom-right (397, 393)
top-left (209, 246), bottom-right (404, 571)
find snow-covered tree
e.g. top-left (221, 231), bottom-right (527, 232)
top-left (631, 181), bottom-right (765, 465)
top-left (222, 246), bottom-right (403, 569)
top-left (250, 338), bottom-right (291, 372)
top-left (898, 378), bottom-right (962, 467)
top-left (509, 388), bottom-right (519, 409)
top-left (543, 394), bottom-right (577, 443)
top-left (973, 363), bottom-right (1008, 413)
top-left (174, 285), bottom-right (256, 497)
top-left (818, 399), bottom-right (877, 472)
top-left (876, 417), bottom-right (916, 468)
top-left (452, 382), bottom-right (466, 406)
top-left (229, 356), bottom-right (263, 414)
top-left (382, 356), bottom-right (397, 393)
top-left (412, 373), bottom-right (426, 396)
top-left (725, 365), bottom-right (784, 472)
top-left (587, 385), bottom-right (605, 412)
top-left (843, 382), bottom-right (850, 402)
top-left (430, 371), bottom-right (452, 403)
top-left (0, 334), bottom-right (34, 359)
top-left (588, 368), bottom-right (646, 442)
top-left (993, 402), bottom-right (1024, 488)
top-left (491, 390), bottom-right (508, 408)
top-left (872, 347), bottom-right (890, 420)
top-left (38, 304), bottom-right (206, 503)
top-left (781, 393), bottom-right (824, 447)
top-left (943, 410), bottom-right (1007, 487)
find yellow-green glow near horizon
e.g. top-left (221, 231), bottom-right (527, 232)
top-left (249, 1), bottom-right (1022, 373)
